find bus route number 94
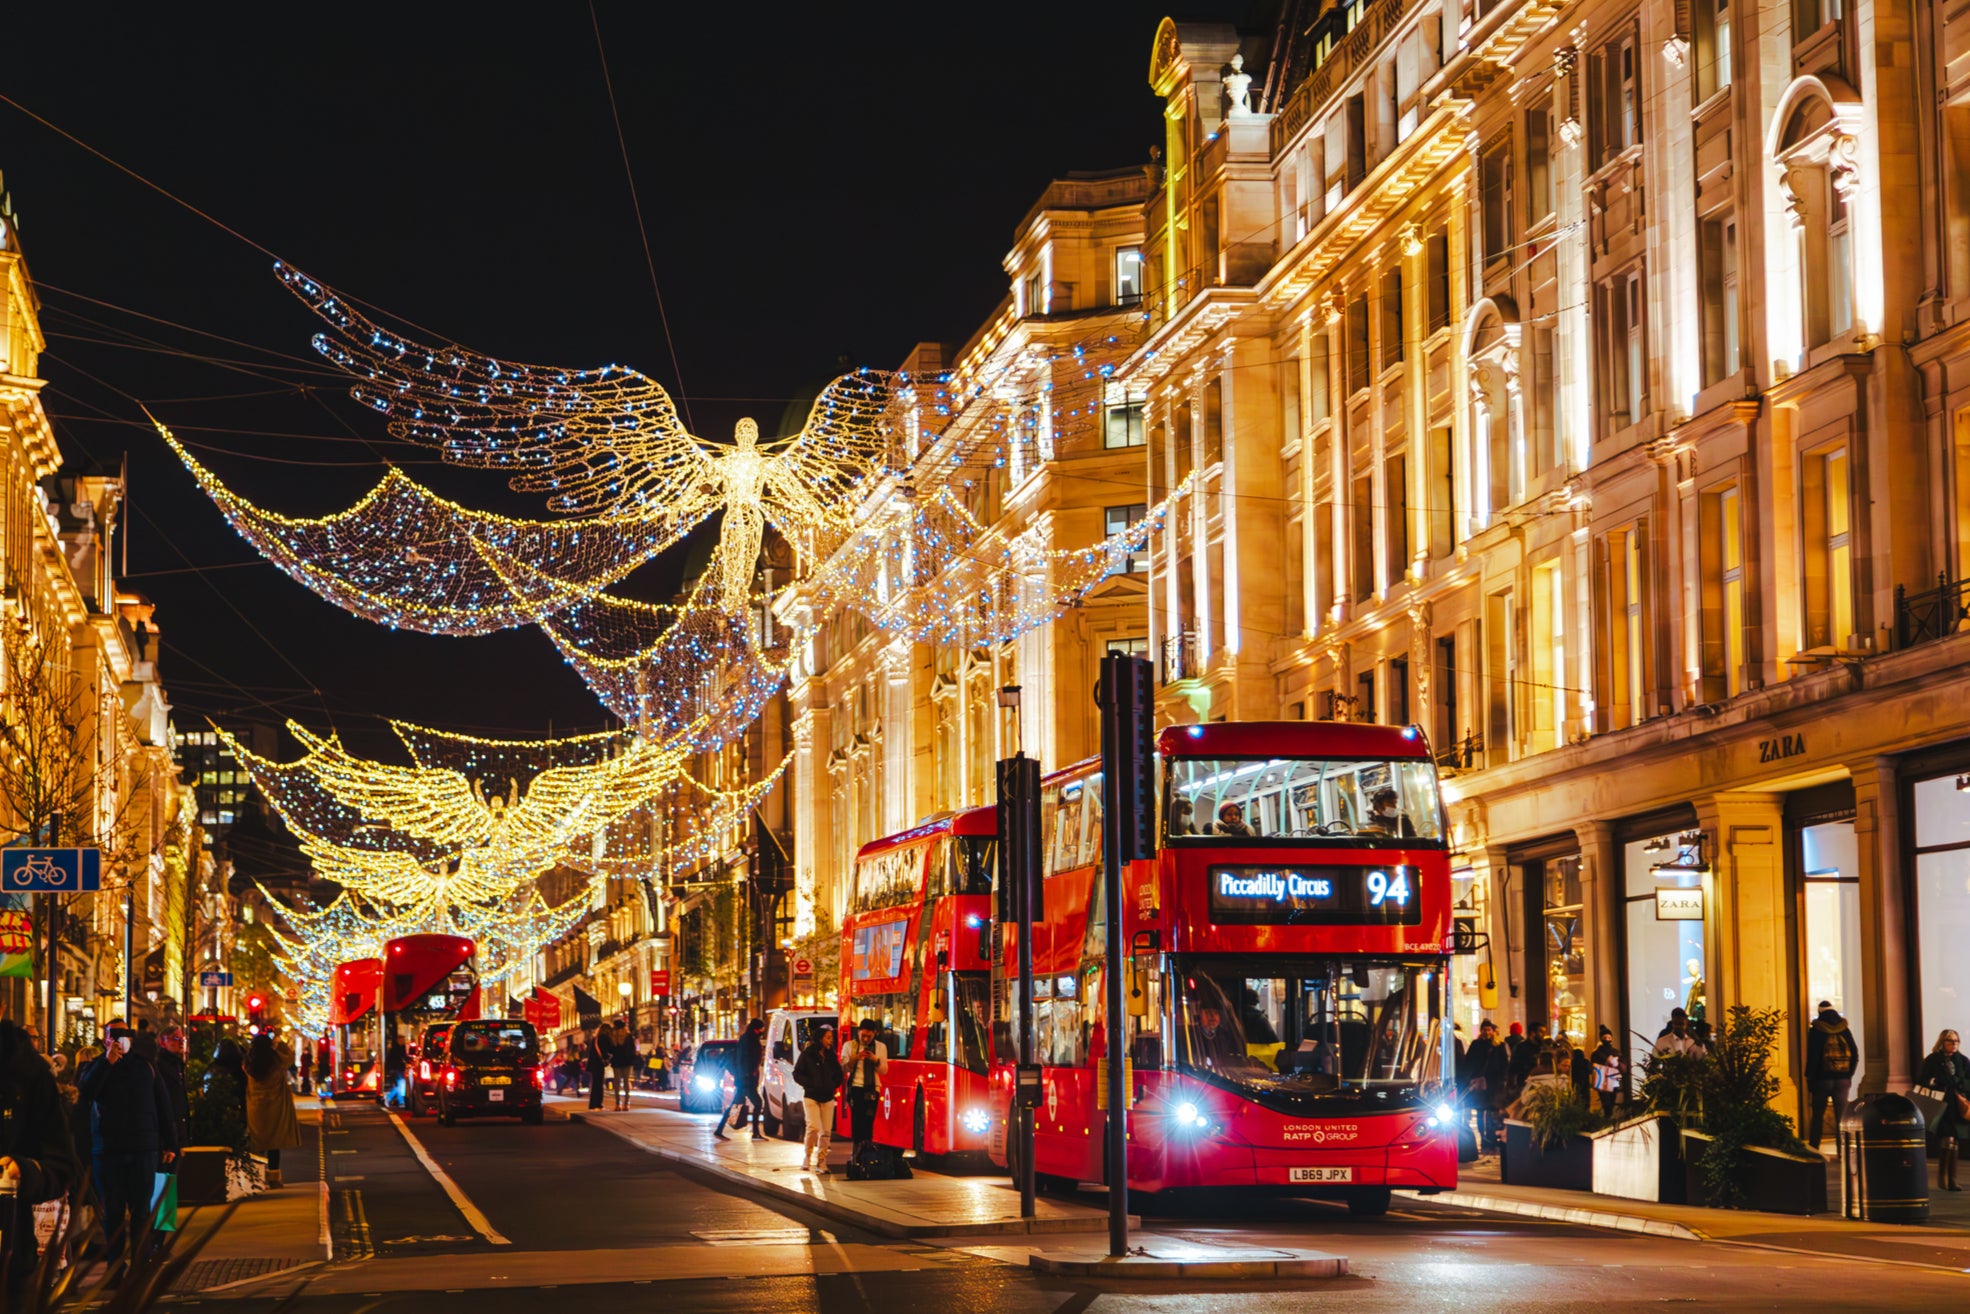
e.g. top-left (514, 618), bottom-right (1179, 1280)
top-left (1365, 869), bottom-right (1412, 908)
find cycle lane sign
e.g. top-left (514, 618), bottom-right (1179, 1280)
top-left (1, 849), bottom-right (101, 893)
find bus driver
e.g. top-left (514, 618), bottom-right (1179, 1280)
top-left (1187, 1005), bottom-right (1252, 1071)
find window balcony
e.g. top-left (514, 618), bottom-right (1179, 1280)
top-left (1161, 630), bottom-right (1203, 686)
top-left (1895, 573), bottom-right (1970, 648)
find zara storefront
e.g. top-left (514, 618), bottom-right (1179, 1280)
top-left (1447, 635), bottom-right (1970, 1117)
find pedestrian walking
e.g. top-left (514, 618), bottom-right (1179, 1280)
top-left (298, 1044), bottom-right (313, 1096)
top-left (77, 1024), bottom-right (177, 1268)
top-left (1919, 1029), bottom-right (1970, 1191)
top-left (1804, 1000), bottom-right (1859, 1150)
top-left (384, 1032), bottom-right (408, 1110)
top-left (792, 1023), bottom-right (843, 1173)
top-left (585, 1027), bottom-right (609, 1110)
top-left (612, 1023), bottom-right (638, 1111)
top-left (715, 1018), bottom-right (766, 1141)
top-left (1589, 1025), bottom-right (1622, 1118)
top-left (1652, 1008), bottom-right (1699, 1057)
top-left (245, 1033), bottom-right (302, 1189)
top-left (840, 1018), bottom-right (888, 1155)
top-left (0, 1018), bottom-right (75, 1298)
top-left (1509, 1023), bottom-right (1549, 1088)
top-left (1458, 1019), bottom-right (1509, 1154)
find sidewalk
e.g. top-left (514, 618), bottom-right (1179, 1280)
top-left (164, 1096), bottom-right (329, 1294)
top-left (1411, 1153), bottom-right (1970, 1270)
top-left (545, 1095), bottom-right (1126, 1239)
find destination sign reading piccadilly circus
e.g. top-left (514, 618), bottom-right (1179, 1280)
top-left (1208, 863), bottom-right (1422, 926)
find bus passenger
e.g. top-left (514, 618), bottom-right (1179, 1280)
top-left (1363, 788), bottom-right (1414, 838)
top-left (1214, 802), bottom-right (1255, 837)
top-left (1170, 799), bottom-right (1196, 835)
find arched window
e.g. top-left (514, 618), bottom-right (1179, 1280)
top-left (1465, 300), bottom-right (1523, 531)
top-left (1774, 86), bottom-right (1859, 353)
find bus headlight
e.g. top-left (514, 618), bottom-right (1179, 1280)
top-left (1172, 1101), bottom-right (1210, 1131)
top-left (960, 1108), bottom-right (991, 1134)
top-left (1425, 1102), bottom-right (1457, 1128)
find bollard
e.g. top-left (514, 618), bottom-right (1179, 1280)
top-left (1840, 1093), bottom-right (1929, 1224)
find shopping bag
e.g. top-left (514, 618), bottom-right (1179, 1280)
top-left (1912, 1085), bottom-right (1949, 1126)
top-left (150, 1172), bottom-right (178, 1233)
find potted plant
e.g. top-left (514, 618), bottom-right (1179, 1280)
top-left (1638, 1006), bottom-right (1825, 1213)
top-left (1590, 1111), bottom-right (1687, 1203)
top-left (179, 1034), bottom-right (256, 1204)
top-left (1502, 1081), bottom-right (1607, 1191)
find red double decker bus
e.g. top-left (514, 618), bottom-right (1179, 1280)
top-left (382, 935), bottom-right (481, 1088)
top-left (329, 957), bottom-right (382, 1097)
top-left (836, 808), bottom-right (998, 1159)
top-left (845, 721), bottom-right (1456, 1209)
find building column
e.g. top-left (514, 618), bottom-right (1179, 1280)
top-left (1849, 755), bottom-right (1914, 1093)
top-left (1693, 791), bottom-right (1793, 1109)
top-left (1470, 845), bottom-right (1520, 1031)
top-left (1574, 819), bottom-right (1621, 1040)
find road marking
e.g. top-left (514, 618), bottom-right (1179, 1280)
top-left (384, 1107), bottom-right (512, 1246)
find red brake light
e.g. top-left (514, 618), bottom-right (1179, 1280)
top-left (443, 1067), bottom-right (457, 1089)
top-left (418, 1059), bottom-right (431, 1080)
top-left (529, 1065), bottom-right (544, 1089)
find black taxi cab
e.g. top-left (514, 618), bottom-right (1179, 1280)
top-left (436, 1018), bottom-right (545, 1125)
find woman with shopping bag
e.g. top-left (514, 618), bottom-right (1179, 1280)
top-left (1918, 1030), bottom-right (1970, 1191)
top-left (245, 1033), bottom-right (302, 1189)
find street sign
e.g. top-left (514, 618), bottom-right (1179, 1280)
top-left (198, 969), bottom-right (232, 988)
top-left (1, 849), bottom-right (100, 893)
top-left (649, 968), bottom-right (670, 996)
top-left (792, 957), bottom-right (813, 980)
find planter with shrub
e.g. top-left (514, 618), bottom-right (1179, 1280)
top-left (1590, 1114), bottom-right (1686, 1203)
top-left (1501, 1081), bottom-right (1608, 1191)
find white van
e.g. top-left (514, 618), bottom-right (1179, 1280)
top-left (760, 1008), bottom-right (840, 1140)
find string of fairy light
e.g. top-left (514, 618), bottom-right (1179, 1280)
top-left (165, 261), bottom-right (1181, 1020)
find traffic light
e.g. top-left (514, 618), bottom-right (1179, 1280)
top-left (247, 994), bottom-right (267, 1031)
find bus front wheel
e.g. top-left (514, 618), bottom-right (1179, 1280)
top-left (1348, 1189), bottom-right (1392, 1217)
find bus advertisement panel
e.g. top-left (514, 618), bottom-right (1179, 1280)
top-left (971, 721), bottom-right (1457, 1213)
top-left (835, 808), bottom-right (996, 1159)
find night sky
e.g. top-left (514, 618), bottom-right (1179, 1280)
top-left (2, 3), bottom-right (1256, 758)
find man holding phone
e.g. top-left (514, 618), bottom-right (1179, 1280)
top-left (78, 1025), bottom-right (178, 1268)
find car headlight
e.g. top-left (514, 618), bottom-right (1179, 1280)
top-left (960, 1108), bottom-right (991, 1134)
top-left (693, 1074), bottom-right (715, 1092)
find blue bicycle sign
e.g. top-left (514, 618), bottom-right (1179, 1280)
top-left (1, 849), bottom-right (102, 893)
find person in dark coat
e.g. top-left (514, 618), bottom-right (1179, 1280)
top-left (715, 1019), bottom-right (766, 1141)
top-left (1919, 1028), bottom-right (1970, 1191)
top-left (1509, 1023), bottom-right (1549, 1087)
top-left (791, 1023), bottom-right (843, 1173)
top-left (585, 1028), bottom-right (609, 1111)
top-left (1588, 1025), bottom-right (1621, 1118)
top-left (145, 1029), bottom-right (190, 1146)
top-left (78, 1025), bottom-right (177, 1266)
top-left (0, 1020), bottom-right (77, 1297)
top-left (207, 1039), bottom-right (248, 1129)
top-left (1459, 1019), bottom-right (1510, 1154)
top-left (612, 1024), bottom-right (639, 1111)
top-left (1804, 1001), bottom-right (1859, 1149)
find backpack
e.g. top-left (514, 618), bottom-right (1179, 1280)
top-left (844, 1141), bottom-right (912, 1182)
top-left (1822, 1026), bottom-right (1857, 1077)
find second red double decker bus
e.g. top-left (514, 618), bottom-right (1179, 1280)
top-left (844, 720), bottom-right (1457, 1212)
top-left (329, 957), bottom-right (382, 1097)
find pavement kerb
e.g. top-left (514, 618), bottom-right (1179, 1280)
top-left (548, 1104), bottom-right (1126, 1239)
top-left (1400, 1189), bottom-right (1706, 1240)
top-left (1028, 1251), bottom-right (1348, 1280)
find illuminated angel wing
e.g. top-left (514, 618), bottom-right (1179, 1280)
top-left (285, 723), bottom-right (497, 848)
top-left (278, 262), bottom-right (718, 516)
top-left (760, 369), bottom-right (900, 526)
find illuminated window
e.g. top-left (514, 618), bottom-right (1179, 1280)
top-left (1699, 214), bottom-right (1741, 386)
top-left (1699, 485), bottom-right (1747, 699)
top-left (1694, 0), bottom-right (1732, 99)
top-left (1104, 403), bottom-right (1145, 449)
top-left (1116, 247), bottom-right (1144, 305)
top-left (1480, 136), bottom-right (1512, 267)
top-left (1526, 96), bottom-right (1554, 225)
top-left (1801, 446), bottom-right (1854, 649)
top-left (1379, 266), bottom-right (1404, 373)
top-left (1105, 637), bottom-right (1149, 659)
top-left (1106, 504), bottom-right (1148, 573)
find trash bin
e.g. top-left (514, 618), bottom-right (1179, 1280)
top-left (1840, 1093), bottom-right (1929, 1224)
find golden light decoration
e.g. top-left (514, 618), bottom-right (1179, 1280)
top-left (568, 751), bottom-right (794, 883)
top-left (279, 261), bottom-right (900, 613)
top-left (153, 422), bottom-right (699, 635)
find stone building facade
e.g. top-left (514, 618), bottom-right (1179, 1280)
top-left (1130, 0), bottom-right (1970, 1121)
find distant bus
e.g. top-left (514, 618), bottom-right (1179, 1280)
top-left (837, 807), bottom-right (997, 1159)
top-left (328, 957), bottom-right (382, 1097)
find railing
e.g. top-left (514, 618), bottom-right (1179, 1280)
top-left (1435, 733), bottom-right (1485, 771)
top-left (1895, 573), bottom-right (1970, 648)
top-left (1162, 630), bottom-right (1202, 685)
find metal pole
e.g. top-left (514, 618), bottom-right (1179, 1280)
top-left (43, 896), bottom-right (58, 1048)
top-left (1097, 660), bottom-right (1129, 1257)
top-left (1015, 752), bottom-right (1037, 1221)
top-left (123, 890), bottom-right (135, 1024)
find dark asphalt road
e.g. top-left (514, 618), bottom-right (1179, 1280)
top-left (172, 1099), bottom-right (1970, 1312)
